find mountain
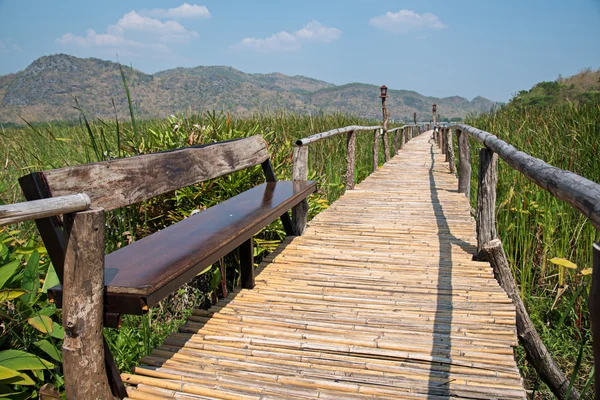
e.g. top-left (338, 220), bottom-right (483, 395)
top-left (510, 68), bottom-right (600, 107)
top-left (0, 54), bottom-right (498, 124)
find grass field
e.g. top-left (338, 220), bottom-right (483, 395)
top-left (1, 99), bottom-right (598, 398)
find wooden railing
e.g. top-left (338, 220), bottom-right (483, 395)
top-left (433, 123), bottom-right (600, 400)
top-left (291, 123), bottom-right (430, 234)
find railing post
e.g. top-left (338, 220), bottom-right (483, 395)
top-left (292, 145), bottom-right (309, 234)
top-left (393, 130), bottom-right (399, 155)
top-left (441, 128), bottom-right (446, 155)
top-left (475, 148), bottom-right (498, 259)
top-left (447, 129), bottom-right (456, 174)
top-left (591, 242), bottom-right (600, 398)
top-left (401, 128), bottom-right (406, 147)
top-left (345, 130), bottom-right (356, 190)
top-left (372, 129), bottom-right (380, 172)
top-left (62, 209), bottom-right (114, 400)
top-left (457, 129), bottom-right (471, 198)
top-left (380, 87), bottom-right (390, 162)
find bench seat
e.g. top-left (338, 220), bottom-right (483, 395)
top-left (49, 180), bottom-right (316, 315)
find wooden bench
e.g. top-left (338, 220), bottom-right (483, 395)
top-left (16, 135), bottom-right (315, 398)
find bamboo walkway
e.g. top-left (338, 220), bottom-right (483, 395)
top-left (122, 132), bottom-right (526, 399)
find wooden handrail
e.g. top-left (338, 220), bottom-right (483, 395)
top-left (434, 119), bottom-right (596, 399)
top-left (0, 194), bottom-right (91, 227)
top-left (295, 125), bottom-right (382, 146)
top-left (446, 123), bottom-right (600, 231)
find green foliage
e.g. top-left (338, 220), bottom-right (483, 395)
top-left (465, 98), bottom-right (600, 397)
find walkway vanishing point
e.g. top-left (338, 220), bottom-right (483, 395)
top-left (122, 132), bottom-right (527, 399)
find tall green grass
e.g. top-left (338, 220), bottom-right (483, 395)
top-left (0, 108), bottom-right (397, 397)
top-left (465, 100), bottom-right (600, 397)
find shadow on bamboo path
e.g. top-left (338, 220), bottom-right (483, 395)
top-left (122, 132), bottom-right (526, 400)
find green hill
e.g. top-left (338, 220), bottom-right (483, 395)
top-left (0, 54), bottom-right (498, 123)
top-left (510, 68), bottom-right (600, 107)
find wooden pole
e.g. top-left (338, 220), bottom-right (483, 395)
top-left (444, 128), bottom-right (450, 162)
top-left (447, 129), bottom-right (456, 174)
top-left (292, 145), bottom-right (309, 235)
top-left (401, 128), bottom-right (406, 147)
top-left (62, 209), bottom-right (113, 400)
top-left (393, 130), bottom-right (399, 156)
top-left (0, 194), bottom-right (91, 227)
top-left (381, 97), bottom-right (390, 163)
top-left (590, 242), bottom-right (600, 399)
top-left (345, 130), bottom-right (356, 190)
top-left (475, 148), bottom-right (498, 259)
top-left (372, 129), bottom-right (379, 172)
top-left (482, 239), bottom-right (580, 400)
top-left (457, 130), bottom-right (471, 199)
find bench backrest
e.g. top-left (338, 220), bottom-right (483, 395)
top-left (18, 135), bottom-right (272, 280)
top-left (22, 135), bottom-right (270, 211)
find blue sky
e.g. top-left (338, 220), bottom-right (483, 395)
top-left (0, 0), bottom-right (599, 102)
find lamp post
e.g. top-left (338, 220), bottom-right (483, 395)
top-left (380, 86), bottom-right (390, 162)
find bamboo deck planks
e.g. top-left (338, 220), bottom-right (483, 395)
top-left (123, 132), bottom-right (526, 399)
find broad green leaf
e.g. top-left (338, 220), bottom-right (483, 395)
top-left (0, 243), bottom-right (8, 259)
top-left (580, 268), bottom-right (592, 276)
top-left (28, 315), bottom-right (53, 334)
top-left (50, 323), bottom-right (64, 339)
top-left (41, 264), bottom-right (60, 293)
top-left (0, 260), bottom-right (19, 289)
top-left (34, 340), bottom-right (62, 362)
top-left (0, 349), bottom-right (53, 370)
top-left (0, 365), bottom-right (19, 380)
top-left (0, 289), bottom-right (27, 301)
top-left (1, 371), bottom-right (35, 385)
top-left (549, 257), bottom-right (578, 269)
top-left (21, 250), bottom-right (40, 303)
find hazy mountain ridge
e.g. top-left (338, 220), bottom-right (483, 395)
top-left (0, 54), bottom-right (498, 123)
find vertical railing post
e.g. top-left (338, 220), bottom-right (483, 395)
top-left (590, 242), bottom-right (600, 398)
top-left (380, 86), bottom-right (390, 162)
top-left (393, 130), bottom-right (399, 155)
top-left (372, 129), bottom-right (380, 172)
top-left (401, 127), bottom-right (406, 147)
top-left (441, 127), bottom-right (446, 155)
top-left (62, 209), bottom-right (114, 400)
top-left (457, 129), bottom-right (471, 198)
top-left (475, 148), bottom-right (498, 259)
top-left (292, 145), bottom-right (309, 234)
top-left (447, 129), bottom-right (456, 173)
top-left (345, 130), bottom-right (356, 190)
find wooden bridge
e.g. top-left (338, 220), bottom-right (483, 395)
top-left (120, 132), bottom-right (526, 399)
top-left (2, 107), bottom-right (599, 400)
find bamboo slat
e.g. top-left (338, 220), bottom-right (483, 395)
top-left (124, 131), bottom-right (526, 399)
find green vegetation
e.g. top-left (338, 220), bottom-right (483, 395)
top-left (511, 68), bottom-right (600, 108)
top-left (464, 97), bottom-right (600, 397)
top-left (0, 103), bottom-right (397, 397)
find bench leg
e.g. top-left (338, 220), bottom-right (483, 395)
top-left (240, 238), bottom-right (254, 289)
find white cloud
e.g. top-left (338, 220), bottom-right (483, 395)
top-left (0, 39), bottom-right (23, 53)
top-left (235, 20), bottom-right (341, 52)
top-left (369, 10), bottom-right (448, 33)
top-left (108, 11), bottom-right (198, 43)
top-left (295, 20), bottom-right (341, 43)
top-left (144, 3), bottom-right (210, 19)
top-left (56, 5), bottom-right (203, 56)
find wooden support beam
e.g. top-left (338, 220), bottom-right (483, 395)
top-left (447, 129), bottom-right (456, 174)
top-left (0, 194), bottom-right (91, 227)
top-left (345, 130), bottom-right (356, 190)
top-left (482, 239), bottom-right (580, 400)
top-left (239, 238), bottom-right (254, 289)
top-left (457, 130), bottom-right (472, 199)
top-left (291, 146), bottom-right (309, 235)
top-left (372, 129), bottom-right (379, 173)
top-left (476, 148), bottom-right (498, 260)
top-left (62, 209), bottom-right (113, 400)
top-left (590, 242), bottom-right (600, 399)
